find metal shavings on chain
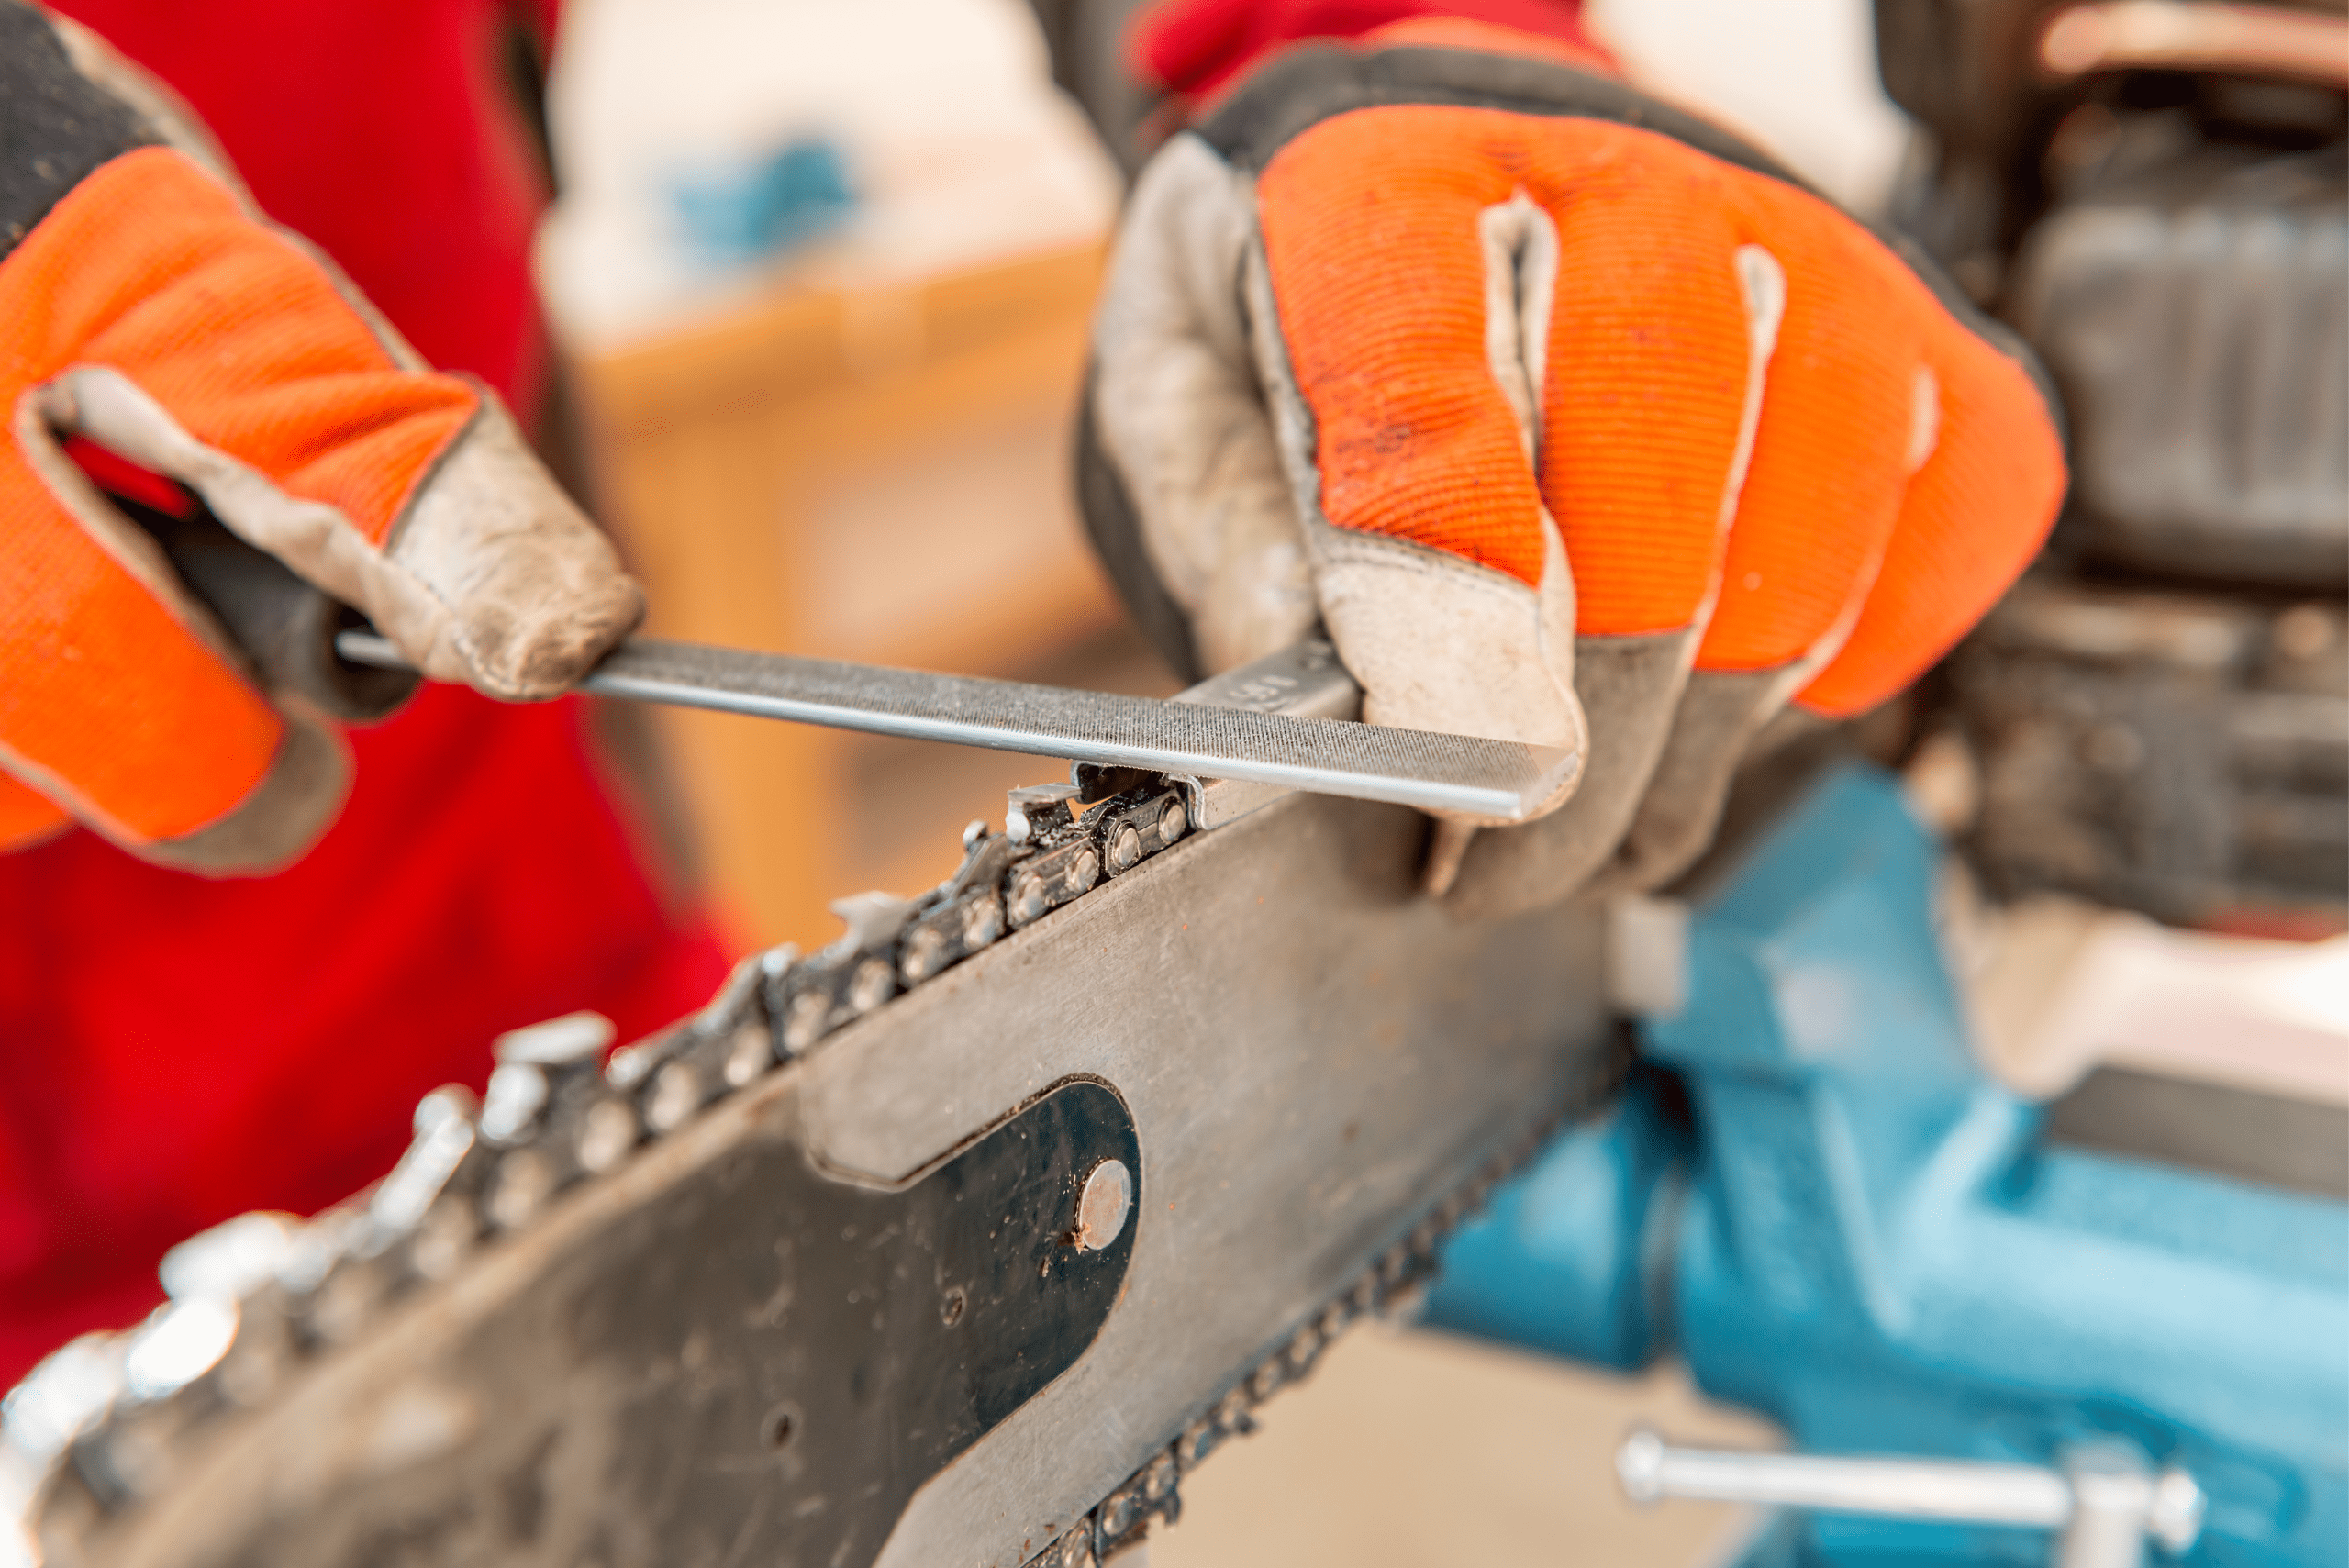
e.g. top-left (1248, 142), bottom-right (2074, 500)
top-left (1, 765), bottom-right (1625, 1568)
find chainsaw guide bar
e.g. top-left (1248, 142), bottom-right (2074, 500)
top-left (15, 658), bottom-right (1620, 1568)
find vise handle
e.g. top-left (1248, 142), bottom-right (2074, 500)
top-left (1617, 1429), bottom-right (2204, 1568)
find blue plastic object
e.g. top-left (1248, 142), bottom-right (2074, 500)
top-left (670, 136), bottom-right (855, 267)
top-left (1424, 765), bottom-right (2349, 1566)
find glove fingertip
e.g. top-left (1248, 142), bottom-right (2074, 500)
top-left (462, 572), bottom-right (645, 703)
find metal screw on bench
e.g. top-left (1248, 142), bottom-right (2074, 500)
top-left (1616, 1429), bottom-right (2204, 1568)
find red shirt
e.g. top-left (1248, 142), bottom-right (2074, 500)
top-left (0, 0), bottom-right (729, 1386)
top-left (1130, 0), bottom-right (1598, 99)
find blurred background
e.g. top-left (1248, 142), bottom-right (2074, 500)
top-left (524, 3), bottom-right (2346, 1562)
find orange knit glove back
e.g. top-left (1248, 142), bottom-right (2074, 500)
top-left (0, 7), bottom-right (640, 873)
top-left (1082, 21), bottom-right (2066, 912)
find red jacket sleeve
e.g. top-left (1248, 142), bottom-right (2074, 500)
top-left (1130, 0), bottom-right (1599, 100)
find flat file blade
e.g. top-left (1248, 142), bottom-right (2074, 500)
top-left (334, 631), bottom-right (1577, 822)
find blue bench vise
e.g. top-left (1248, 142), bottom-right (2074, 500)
top-left (1426, 764), bottom-right (2348, 1568)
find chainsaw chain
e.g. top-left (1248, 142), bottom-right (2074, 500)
top-left (5, 773), bottom-right (1625, 1566)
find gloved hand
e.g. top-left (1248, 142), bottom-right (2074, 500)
top-left (0, 5), bottom-right (640, 874)
top-left (1081, 17), bottom-right (2066, 915)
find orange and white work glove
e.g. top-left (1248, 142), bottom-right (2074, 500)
top-left (0, 7), bottom-right (641, 874)
top-left (1081, 19), bottom-right (2067, 914)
